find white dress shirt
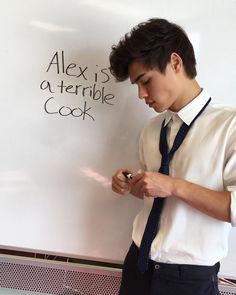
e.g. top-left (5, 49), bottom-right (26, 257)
top-left (132, 89), bottom-right (236, 266)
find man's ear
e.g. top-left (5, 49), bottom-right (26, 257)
top-left (170, 52), bottom-right (183, 73)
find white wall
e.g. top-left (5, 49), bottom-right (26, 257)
top-left (0, 0), bottom-right (235, 277)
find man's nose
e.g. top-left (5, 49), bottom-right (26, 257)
top-left (138, 86), bottom-right (148, 100)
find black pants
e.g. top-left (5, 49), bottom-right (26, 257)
top-left (119, 242), bottom-right (220, 295)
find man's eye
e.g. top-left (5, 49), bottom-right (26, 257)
top-left (142, 79), bottom-right (149, 85)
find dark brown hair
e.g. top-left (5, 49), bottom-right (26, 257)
top-left (109, 18), bottom-right (197, 81)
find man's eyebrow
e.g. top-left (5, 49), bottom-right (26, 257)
top-left (131, 73), bottom-right (146, 84)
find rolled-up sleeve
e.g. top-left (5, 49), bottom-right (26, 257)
top-left (223, 115), bottom-right (236, 226)
top-left (231, 191), bottom-right (236, 226)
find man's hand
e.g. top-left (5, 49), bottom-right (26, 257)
top-left (131, 171), bottom-right (174, 198)
top-left (112, 169), bottom-right (175, 199)
top-left (112, 169), bottom-right (133, 195)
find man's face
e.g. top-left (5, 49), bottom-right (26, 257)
top-left (128, 59), bottom-right (181, 113)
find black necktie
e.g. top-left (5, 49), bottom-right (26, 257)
top-left (137, 98), bottom-right (211, 274)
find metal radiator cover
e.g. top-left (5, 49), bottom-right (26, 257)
top-left (1, 255), bottom-right (236, 295)
top-left (0, 255), bottom-right (121, 295)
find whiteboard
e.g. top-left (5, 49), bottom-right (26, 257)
top-left (0, 0), bottom-right (236, 278)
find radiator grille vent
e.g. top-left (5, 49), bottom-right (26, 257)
top-left (1, 259), bottom-right (236, 295)
top-left (63, 269), bottom-right (121, 294)
top-left (0, 261), bottom-right (121, 295)
top-left (219, 284), bottom-right (236, 295)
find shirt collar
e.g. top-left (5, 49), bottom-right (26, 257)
top-left (164, 89), bottom-right (211, 126)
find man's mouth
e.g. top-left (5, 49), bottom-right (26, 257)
top-left (146, 101), bottom-right (155, 107)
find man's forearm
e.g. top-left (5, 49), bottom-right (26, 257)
top-left (173, 178), bottom-right (231, 223)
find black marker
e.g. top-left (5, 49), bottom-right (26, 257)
top-left (122, 171), bottom-right (134, 180)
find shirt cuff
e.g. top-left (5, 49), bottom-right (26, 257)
top-left (231, 191), bottom-right (236, 227)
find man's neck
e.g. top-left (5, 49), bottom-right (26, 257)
top-left (170, 79), bottom-right (202, 112)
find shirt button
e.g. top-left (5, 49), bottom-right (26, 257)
top-left (154, 264), bottom-right (160, 270)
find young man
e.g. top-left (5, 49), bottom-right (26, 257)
top-left (110, 19), bottom-right (236, 295)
